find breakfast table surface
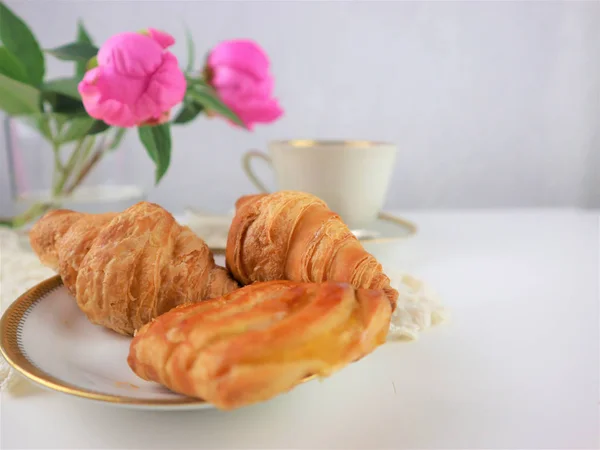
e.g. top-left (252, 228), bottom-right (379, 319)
top-left (1, 208), bottom-right (598, 450)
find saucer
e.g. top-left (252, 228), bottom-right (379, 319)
top-left (184, 209), bottom-right (417, 254)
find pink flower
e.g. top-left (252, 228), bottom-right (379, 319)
top-left (206, 39), bottom-right (283, 130)
top-left (78, 28), bottom-right (186, 128)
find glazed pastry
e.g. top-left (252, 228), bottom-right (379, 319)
top-left (226, 191), bottom-right (399, 308)
top-left (128, 280), bottom-right (392, 410)
top-left (29, 202), bottom-right (238, 335)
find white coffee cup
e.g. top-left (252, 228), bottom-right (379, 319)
top-left (242, 140), bottom-right (397, 230)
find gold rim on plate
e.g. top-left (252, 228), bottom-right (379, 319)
top-left (0, 275), bottom-right (208, 407)
top-left (0, 276), bottom-right (318, 407)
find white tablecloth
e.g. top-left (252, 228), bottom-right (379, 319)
top-left (1, 209), bottom-right (598, 449)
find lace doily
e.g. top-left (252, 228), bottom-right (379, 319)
top-left (0, 228), bottom-right (55, 391)
top-left (0, 226), bottom-right (448, 394)
top-left (386, 272), bottom-right (448, 341)
top-left (184, 210), bottom-right (449, 340)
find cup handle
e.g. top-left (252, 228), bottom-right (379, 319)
top-left (242, 150), bottom-right (272, 193)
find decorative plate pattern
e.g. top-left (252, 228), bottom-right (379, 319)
top-left (0, 276), bottom-right (212, 410)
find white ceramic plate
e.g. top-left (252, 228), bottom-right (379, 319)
top-left (0, 276), bottom-right (213, 410)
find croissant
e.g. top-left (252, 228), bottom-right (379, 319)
top-left (128, 279), bottom-right (392, 410)
top-left (29, 201), bottom-right (239, 335)
top-left (226, 191), bottom-right (399, 309)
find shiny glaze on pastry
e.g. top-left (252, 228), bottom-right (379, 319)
top-left (128, 280), bottom-right (392, 410)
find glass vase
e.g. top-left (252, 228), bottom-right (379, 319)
top-left (3, 116), bottom-right (147, 229)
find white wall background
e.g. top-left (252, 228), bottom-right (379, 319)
top-left (1, 0), bottom-right (599, 216)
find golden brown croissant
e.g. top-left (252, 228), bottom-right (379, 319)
top-left (226, 191), bottom-right (399, 308)
top-left (128, 280), bottom-right (392, 410)
top-left (29, 201), bottom-right (239, 335)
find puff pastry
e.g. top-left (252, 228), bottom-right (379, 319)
top-left (226, 191), bottom-right (399, 308)
top-left (29, 201), bottom-right (238, 335)
top-left (128, 280), bottom-right (392, 410)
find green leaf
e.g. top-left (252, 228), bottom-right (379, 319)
top-left (58, 116), bottom-right (95, 143)
top-left (36, 114), bottom-right (54, 141)
top-left (0, 2), bottom-right (45, 86)
top-left (41, 78), bottom-right (85, 114)
top-left (52, 112), bottom-right (70, 132)
top-left (0, 73), bottom-right (40, 115)
top-left (185, 74), bottom-right (208, 88)
top-left (109, 127), bottom-right (127, 150)
top-left (173, 101), bottom-right (203, 124)
top-left (75, 20), bottom-right (94, 77)
top-left (184, 26), bottom-right (195, 73)
top-left (76, 21), bottom-right (94, 45)
top-left (46, 42), bottom-right (98, 62)
top-left (41, 91), bottom-right (85, 115)
top-left (87, 120), bottom-right (110, 135)
top-left (137, 124), bottom-right (172, 184)
top-left (55, 116), bottom-right (109, 144)
top-left (0, 46), bottom-right (27, 83)
top-left (43, 77), bottom-right (81, 99)
top-left (18, 113), bottom-right (54, 141)
top-left (187, 85), bottom-right (245, 128)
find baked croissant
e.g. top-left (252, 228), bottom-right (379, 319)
top-left (226, 191), bottom-right (399, 308)
top-left (29, 201), bottom-right (238, 335)
top-left (128, 280), bottom-right (392, 410)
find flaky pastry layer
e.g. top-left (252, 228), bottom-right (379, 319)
top-left (29, 202), bottom-right (238, 335)
top-left (226, 191), bottom-right (399, 308)
top-left (128, 280), bottom-right (392, 410)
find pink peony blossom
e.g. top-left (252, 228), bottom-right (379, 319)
top-left (78, 28), bottom-right (186, 128)
top-left (206, 39), bottom-right (283, 130)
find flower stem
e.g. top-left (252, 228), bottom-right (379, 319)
top-left (64, 134), bottom-right (109, 195)
top-left (52, 136), bottom-right (92, 197)
top-left (51, 140), bottom-right (65, 194)
top-left (7, 202), bottom-right (53, 229)
top-left (7, 131), bottom-right (117, 228)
